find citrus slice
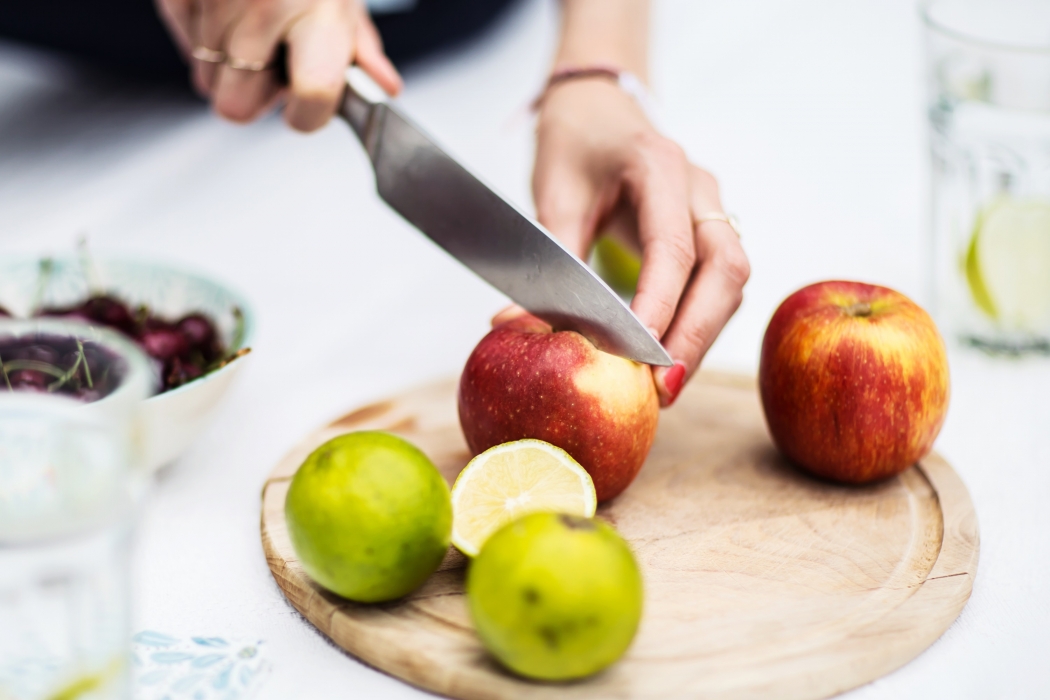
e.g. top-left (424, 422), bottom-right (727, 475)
top-left (965, 196), bottom-right (1050, 330)
top-left (450, 439), bottom-right (597, 557)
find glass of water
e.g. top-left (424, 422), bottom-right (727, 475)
top-left (0, 319), bottom-right (153, 700)
top-left (924, 0), bottom-right (1050, 354)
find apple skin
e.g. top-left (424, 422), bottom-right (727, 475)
top-left (458, 313), bottom-right (659, 502)
top-left (759, 281), bottom-right (950, 484)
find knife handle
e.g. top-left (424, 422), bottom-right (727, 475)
top-left (339, 67), bottom-right (390, 156)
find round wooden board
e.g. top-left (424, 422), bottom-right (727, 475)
top-left (260, 373), bottom-right (978, 700)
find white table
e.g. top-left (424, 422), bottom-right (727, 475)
top-left (1, 0), bottom-right (1047, 696)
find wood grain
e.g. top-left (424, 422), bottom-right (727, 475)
top-left (260, 372), bottom-right (979, 700)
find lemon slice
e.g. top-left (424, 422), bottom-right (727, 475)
top-left (451, 440), bottom-right (597, 557)
top-left (966, 196), bottom-right (1050, 330)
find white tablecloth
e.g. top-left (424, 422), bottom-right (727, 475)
top-left (1, 0), bottom-right (1047, 697)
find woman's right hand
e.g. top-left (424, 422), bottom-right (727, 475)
top-left (155, 0), bottom-right (402, 132)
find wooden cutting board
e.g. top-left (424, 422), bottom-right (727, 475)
top-left (260, 372), bottom-right (978, 700)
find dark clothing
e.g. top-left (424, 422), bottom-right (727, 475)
top-left (0, 0), bottom-right (520, 83)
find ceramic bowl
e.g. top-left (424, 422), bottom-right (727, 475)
top-left (0, 256), bottom-right (254, 472)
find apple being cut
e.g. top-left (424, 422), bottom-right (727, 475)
top-left (458, 313), bottom-right (659, 502)
top-left (759, 281), bottom-right (950, 484)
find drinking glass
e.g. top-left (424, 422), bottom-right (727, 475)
top-left (0, 320), bottom-right (152, 700)
top-left (924, 0), bottom-right (1050, 354)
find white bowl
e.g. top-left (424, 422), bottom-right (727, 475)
top-left (0, 256), bottom-right (254, 472)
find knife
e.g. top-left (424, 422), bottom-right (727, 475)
top-left (338, 68), bottom-right (672, 367)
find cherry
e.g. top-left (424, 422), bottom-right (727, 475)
top-left (80, 295), bottom-right (135, 334)
top-left (177, 314), bottom-right (216, 348)
top-left (166, 357), bottom-right (204, 388)
top-left (19, 344), bottom-right (61, 365)
top-left (8, 369), bottom-right (48, 391)
top-left (139, 327), bottom-right (188, 362)
top-left (0, 305), bottom-right (9, 317)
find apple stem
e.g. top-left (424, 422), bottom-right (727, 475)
top-left (844, 302), bottom-right (873, 318)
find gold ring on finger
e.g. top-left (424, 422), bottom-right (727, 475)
top-left (694, 212), bottom-right (741, 238)
top-left (226, 56), bottom-right (270, 72)
top-left (192, 46), bottom-right (226, 63)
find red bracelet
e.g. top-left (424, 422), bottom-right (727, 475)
top-left (531, 64), bottom-right (652, 113)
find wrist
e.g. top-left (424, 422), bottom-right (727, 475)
top-left (556, 0), bottom-right (649, 80)
top-left (534, 66), bottom-right (654, 124)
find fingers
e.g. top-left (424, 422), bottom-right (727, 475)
top-left (533, 164), bottom-right (607, 260)
top-left (194, 0), bottom-right (242, 96)
top-left (623, 134), bottom-right (695, 340)
top-left (155, 0), bottom-right (195, 57)
top-left (652, 167), bottom-right (750, 407)
top-left (353, 5), bottom-right (403, 96)
top-left (491, 305), bottom-right (528, 327)
top-left (282, 2), bottom-right (355, 131)
top-left (186, 1), bottom-right (401, 130)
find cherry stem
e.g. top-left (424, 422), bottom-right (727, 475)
top-left (77, 339), bottom-right (93, 388)
top-left (2, 359), bottom-right (66, 379)
top-left (0, 352), bottom-right (10, 391)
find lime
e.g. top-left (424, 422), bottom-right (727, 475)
top-left (965, 196), bottom-right (1050, 330)
top-left (285, 431), bottom-right (451, 603)
top-left (592, 236), bottom-right (641, 297)
top-left (467, 512), bottom-right (643, 681)
top-left (450, 439), bottom-right (597, 557)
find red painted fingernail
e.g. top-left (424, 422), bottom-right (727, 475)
top-left (661, 362), bottom-right (687, 405)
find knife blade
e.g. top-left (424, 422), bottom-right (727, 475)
top-left (338, 68), bottom-right (672, 367)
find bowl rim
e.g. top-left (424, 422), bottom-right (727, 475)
top-left (0, 254), bottom-right (255, 401)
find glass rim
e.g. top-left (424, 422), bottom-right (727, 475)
top-left (0, 317), bottom-right (156, 404)
top-left (921, 0), bottom-right (1050, 55)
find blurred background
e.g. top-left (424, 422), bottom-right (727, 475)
top-left (0, 0), bottom-right (1047, 697)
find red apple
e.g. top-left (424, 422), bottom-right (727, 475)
top-left (759, 281), bottom-right (949, 484)
top-left (458, 313), bottom-right (659, 502)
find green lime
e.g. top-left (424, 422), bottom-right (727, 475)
top-left (285, 431), bottom-right (452, 603)
top-left (592, 236), bottom-right (641, 297)
top-left (965, 196), bottom-right (1050, 330)
top-left (467, 512), bottom-right (643, 681)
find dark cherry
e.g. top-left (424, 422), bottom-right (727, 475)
top-left (20, 344), bottom-right (61, 365)
top-left (8, 369), bottom-right (48, 391)
top-left (176, 314), bottom-right (216, 348)
top-left (0, 305), bottom-right (10, 317)
top-left (79, 295), bottom-right (136, 334)
top-left (139, 328), bottom-right (188, 362)
top-left (166, 357), bottom-right (204, 388)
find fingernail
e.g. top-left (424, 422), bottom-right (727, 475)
top-left (647, 326), bottom-right (662, 340)
top-left (660, 361), bottom-right (687, 406)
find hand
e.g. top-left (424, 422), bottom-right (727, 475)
top-left (155, 0), bottom-right (402, 131)
top-left (532, 79), bottom-right (750, 407)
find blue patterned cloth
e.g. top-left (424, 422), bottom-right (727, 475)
top-left (132, 632), bottom-right (269, 700)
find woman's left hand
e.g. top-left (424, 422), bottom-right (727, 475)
top-left (531, 78), bottom-right (750, 407)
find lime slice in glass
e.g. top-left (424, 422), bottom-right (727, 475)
top-left (965, 196), bottom-right (1050, 331)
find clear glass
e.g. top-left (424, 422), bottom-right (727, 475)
top-left (0, 320), bottom-right (152, 700)
top-left (924, 0), bottom-right (1050, 354)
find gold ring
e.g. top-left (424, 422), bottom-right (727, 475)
top-left (226, 56), bottom-right (269, 72)
top-left (192, 46), bottom-right (226, 63)
top-left (694, 212), bottom-right (741, 237)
